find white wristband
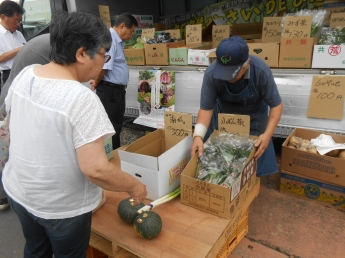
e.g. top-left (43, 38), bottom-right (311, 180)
top-left (193, 123), bottom-right (207, 140)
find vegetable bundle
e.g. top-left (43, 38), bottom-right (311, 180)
top-left (196, 133), bottom-right (255, 188)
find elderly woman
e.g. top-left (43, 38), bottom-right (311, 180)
top-left (2, 11), bottom-right (147, 258)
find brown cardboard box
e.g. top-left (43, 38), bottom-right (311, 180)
top-left (279, 37), bottom-right (318, 68)
top-left (144, 40), bottom-right (185, 65)
top-left (154, 23), bottom-right (166, 31)
top-left (124, 47), bottom-right (145, 65)
top-left (180, 114), bottom-right (258, 219)
top-left (232, 22), bottom-right (263, 40)
top-left (281, 128), bottom-right (345, 186)
top-left (180, 148), bottom-right (257, 219)
top-left (247, 42), bottom-right (279, 67)
top-left (280, 170), bottom-right (345, 212)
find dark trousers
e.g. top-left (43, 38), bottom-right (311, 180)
top-left (0, 69), bottom-right (11, 94)
top-left (8, 197), bottom-right (92, 258)
top-left (96, 80), bottom-right (126, 150)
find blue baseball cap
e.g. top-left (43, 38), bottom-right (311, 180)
top-left (213, 36), bottom-right (249, 81)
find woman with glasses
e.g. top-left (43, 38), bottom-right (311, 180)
top-left (2, 11), bottom-right (146, 258)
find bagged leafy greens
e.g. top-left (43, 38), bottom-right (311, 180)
top-left (196, 132), bottom-right (255, 189)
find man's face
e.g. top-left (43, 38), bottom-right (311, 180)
top-left (117, 23), bottom-right (136, 41)
top-left (1, 13), bottom-right (22, 33)
top-left (228, 59), bottom-right (250, 83)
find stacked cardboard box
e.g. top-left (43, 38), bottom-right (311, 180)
top-left (280, 128), bottom-right (345, 211)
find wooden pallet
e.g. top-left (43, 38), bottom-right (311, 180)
top-left (87, 179), bottom-right (259, 258)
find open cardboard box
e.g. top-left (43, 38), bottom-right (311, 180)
top-left (180, 114), bottom-right (258, 219)
top-left (144, 40), bottom-right (185, 66)
top-left (124, 46), bottom-right (145, 65)
top-left (312, 44), bottom-right (345, 69)
top-left (118, 112), bottom-right (193, 200)
top-left (281, 128), bottom-right (345, 186)
top-left (280, 170), bottom-right (345, 212)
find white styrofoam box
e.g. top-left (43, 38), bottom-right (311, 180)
top-left (188, 48), bottom-right (216, 66)
top-left (312, 45), bottom-right (345, 69)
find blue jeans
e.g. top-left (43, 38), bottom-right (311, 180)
top-left (8, 197), bottom-right (92, 258)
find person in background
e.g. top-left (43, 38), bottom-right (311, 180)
top-left (190, 36), bottom-right (283, 177)
top-left (90, 12), bottom-right (137, 150)
top-left (2, 11), bottom-right (146, 257)
top-left (0, 0), bottom-right (26, 93)
top-left (0, 0), bottom-right (26, 211)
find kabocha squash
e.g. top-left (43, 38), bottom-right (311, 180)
top-left (118, 198), bottom-right (145, 224)
top-left (133, 211), bottom-right (162, 240)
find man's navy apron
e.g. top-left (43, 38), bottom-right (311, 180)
top-left (204, 70), bottom-right (278, 176)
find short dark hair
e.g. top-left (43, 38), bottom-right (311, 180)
top-left (49, 11), bottom-right (112, 65)
top-left (0, 0), bottom-right (25, 17)
top-left (114, 12), bottom-right (138, 28)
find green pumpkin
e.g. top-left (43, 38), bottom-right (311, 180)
top-left (133, 211), bottom-right (162, 240)
top-left (117, 198), bottom-right (145, 224)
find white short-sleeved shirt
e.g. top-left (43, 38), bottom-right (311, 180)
top-left (0, 24), bottom-right (26, 70)
top-left (3, 65), bottom-right (115, 219)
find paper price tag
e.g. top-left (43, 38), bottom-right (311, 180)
top-left (217, 114), bottom-right (250, 135)
top-left (212, 25), bottom-right (230, 48)
top-left (165, 29), bottom-right (181, 39)
top-left (262, 17), bottom-right (282, 43)
top-left (141, 28), bottom-right (155, 42)
top-left (283, 16), bottom-right (312, 38)
top-left (307, 75), bottom-right (345, 120)
top-left (330, 13), bottom-right (345, 28)
top-left (98, 5), bottom-right (111, 28)
top-left (164, 111), bottom-right (192, 149)
top-left (186, 24), bottom-right (202, 45)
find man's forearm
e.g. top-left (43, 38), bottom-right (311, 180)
top-left (265, 102), bottom-right (283, 137)
top-left (0, 47), bottom-right (21, 63)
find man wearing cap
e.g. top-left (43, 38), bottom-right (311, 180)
top-left (190, 36), bottom-right (283, 176)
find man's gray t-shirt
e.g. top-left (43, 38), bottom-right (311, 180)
top-left (200, 55), bottom-right (281, 110)
top-left (0, 33), bottom-right (50, 107)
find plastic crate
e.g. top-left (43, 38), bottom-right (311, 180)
top-left (217, 208), bottom-right (249, 258)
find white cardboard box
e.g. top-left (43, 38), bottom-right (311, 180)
top-left (312, 45), bottom-right (345, 69)
top-left (188, 48), bottom-right (216, 66)
top-left (118, 128), bottom-right (192, 200)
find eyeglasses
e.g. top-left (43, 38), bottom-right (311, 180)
top-left (104, 55), bottom-right (111, 63)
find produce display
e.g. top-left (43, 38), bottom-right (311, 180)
top-left (288, 135), bottom-right (345, 159)
top-left (117, 187), bottom-right (180, 240)
top-left (132, 37), bottom-right (145, 49)
top-left (145, 32), bottom-right (180, 44)
top-left (319, 27), bottom-right (345, 45)
top-left (196, 133), bottom-right (255, 188)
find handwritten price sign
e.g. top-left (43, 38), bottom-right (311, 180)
top-left (330, 13), bottom-right (345, 28)
top-left (98, 5), bottom-right (111, 28)
top-left (307, 75), bottom-right (345, 120)
top-left (212, 25), bottom-right (230, 48)
top-left (262, 17), bottom-right (282, 43)
top-left (283, 16), bottom-right (312, 38)
top-left (217, 114), bottom-right (250, 135)
top-left (186, 24), bottom-right (202, 45)
top-left (141, 28), bottom-right (155, 42)
top-left (164, 111), bottom-right (192, 149)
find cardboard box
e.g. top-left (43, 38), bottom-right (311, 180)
top-left (169, 47), bottom-right (188, 65)
top-left (280, 170), bottom-right (345, 212)
top-left (247, 42), bottom-right (279, 67)
top-left (281, 128), bottom-right (345, 186)
top-left (124, 47), bottom-right (145, 65)
top-left (323, 0), bottom-right (345, 26)
top-left (144, 40), bottom-right (185, 66)
top-left (311, 45), bottom-right (345, 69)
top-left (118, 112), bottom-right (193, 200)
top-left (279, 37), bottom-right (318, 68)
top-left (188, 43), bottom-right (216, 66)
top-left (232, 22), bottom-right (263, 40)
top-left (180, 144), bottom-right (257, 219)
top-left (180, 114), bottom-right (258, 219)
